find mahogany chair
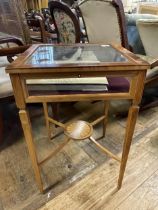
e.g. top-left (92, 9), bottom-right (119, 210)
top-left (27, 18), bottom-right (57, 44)
top-left (49, 1), bottom-right (81, 43)
top-left (0, 37), bottom-right (24, 62)
top-left (27, 19), bottom-right (48, 43)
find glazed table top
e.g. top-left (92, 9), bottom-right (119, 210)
top-left (6, 43), bottom-right (149, 74)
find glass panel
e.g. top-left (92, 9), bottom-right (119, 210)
top-left (26, 45), bottom-right (128, 65)
top-left (27, 84), bottom-right (108, 95)
top-left (26, 76), bottom-right (129, 96)
top-left (26, 76), bottom-right (109, 95)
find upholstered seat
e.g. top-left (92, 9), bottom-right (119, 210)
top-left (125, 13), bottom-right (158, 54)
top-left (0, 60), bottom-right (12, 99)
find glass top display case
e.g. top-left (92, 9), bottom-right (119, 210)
top-left (5, 43), bottom-right (150, 193)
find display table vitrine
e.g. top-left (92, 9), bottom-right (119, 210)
top-left (6, 44), bottom-right (149, 192)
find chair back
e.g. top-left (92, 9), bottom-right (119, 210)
top-left (137, 19), bottom-right (158, 57)
top-left (79, 0), bottom-right (129, 49)
top-left (27, 19), bottom-right (47, 43)
top-left (49, 1), bottom-right (81, 43)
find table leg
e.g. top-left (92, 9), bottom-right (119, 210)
top-left (19, 109), bottom-right (43, 192)
top-left (103, 100), bottom-right (109, 137)
top-left (43, 103), bottom-right (52, 141)
top-left (117, 105), bottom-right (139, 189)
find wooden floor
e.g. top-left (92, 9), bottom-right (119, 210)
top-left (0, 100), bottom-right (158, 210)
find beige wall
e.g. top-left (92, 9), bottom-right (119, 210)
top-left (41, 0), bottom-right (48, 8)
top-left (26, 0), bottom-right (48, 10)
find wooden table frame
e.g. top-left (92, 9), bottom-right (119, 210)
top-left (6, 44), bottom-right (149, 193)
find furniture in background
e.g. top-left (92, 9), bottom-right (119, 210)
top-left (0, 37), bottom-right (29, 144)
top-left (125, 13), bottom-right (158, 54)
top-left (6, 43), bottom-right (149, 192)
top-left (0, 0), bottom-right (31, 44)
top-left (0, 0), bottom-right (57, 45)
top-left (26, 18), bottom-right (57, 44)
top-left (0, 37), bottom-right (25, 62)
top-left (62, 0), bottom-right (75, 7)
top-left (78, 0), bottom-right (129, 49)
top-left (138, 3), bottom-right (158, 15)
top-left (27, 18), bottom-right (48, 43)
top-left (136, 19), bottom-right (158, 109)
top-left (49, 1), bottom-right (81, 43)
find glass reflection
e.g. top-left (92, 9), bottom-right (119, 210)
top-left (26, 45), bottom-right (128, 65)
top-left (29, 46), bottom-right (54, 65)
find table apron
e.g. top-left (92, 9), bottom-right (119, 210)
top-left (10, 69), bottom-right (147, 109)
top-left (25, 93), bottom-right (132, 103)
top-left (20, 70), bottom-right (142, 79)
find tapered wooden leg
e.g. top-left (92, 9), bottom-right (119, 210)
top-left (103, 100), bottom-right (109, 137)
top-left (19, 109), bottom-right (43, 192)
top-left (43, 103), bottom-right (52, 141)
top-left (117, 105), bottom-right (139, 189)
